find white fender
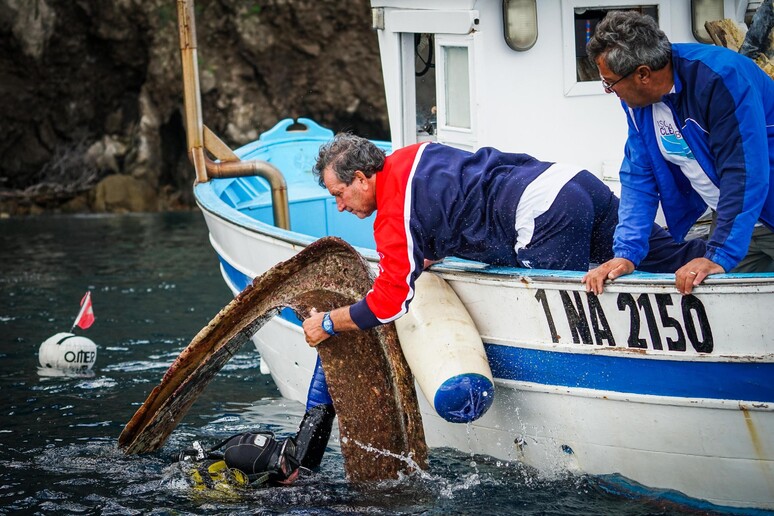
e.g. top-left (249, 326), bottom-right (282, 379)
top-left (395, 272), bottom-right (494, 423)
top-left (38, 332), bottom-right (97, 372)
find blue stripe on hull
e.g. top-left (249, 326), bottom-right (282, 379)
top-left (485, 343), bottom-right (774, 403)
top-left (219, 254), bottom-right (773, 404)
top-left (220, 257), bottom-right (251, 292)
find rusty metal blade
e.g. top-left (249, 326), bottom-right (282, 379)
top-left (118, 237), bottom-right (427, 481)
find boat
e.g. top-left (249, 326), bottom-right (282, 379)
top-left (180, 0), bottom-right (774, 511)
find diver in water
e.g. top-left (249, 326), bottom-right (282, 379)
top-left (178, 358), bottom-right (336, 488)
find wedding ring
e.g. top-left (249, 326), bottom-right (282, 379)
top-left (689, 271), bottom-right (697, 275)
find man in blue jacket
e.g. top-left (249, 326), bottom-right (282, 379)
top-left (582, 10), bottom-right (774, 295)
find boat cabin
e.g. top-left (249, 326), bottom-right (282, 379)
top-left (371, 0), bottom-right (758, 188)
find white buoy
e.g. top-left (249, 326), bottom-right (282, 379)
top-left (395, 272), bottom-right (494, 423)
top-left (38, 332), bottom-right (97, 374)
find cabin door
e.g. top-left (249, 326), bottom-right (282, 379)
top-left (399, 31), bottom-right (477, 151)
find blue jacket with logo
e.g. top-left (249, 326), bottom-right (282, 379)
top-left (614, 43), bottom-right (774, 272)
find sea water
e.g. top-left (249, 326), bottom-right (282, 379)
top-left (0, 212), bottom-right (723, 515)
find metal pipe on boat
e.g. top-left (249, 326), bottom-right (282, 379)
top-left (201, 148), bottom-right (291, 230)
top-left (176, 0), bottom-right (291, 230)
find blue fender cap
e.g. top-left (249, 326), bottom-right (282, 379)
top-left (433, 373), bottom-right (494, 423)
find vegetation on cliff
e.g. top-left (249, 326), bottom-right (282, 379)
top-left (0, 0), bottom-right (388, 216)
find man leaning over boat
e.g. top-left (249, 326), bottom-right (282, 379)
top-left (582, 10), bottom-right (774, 296)
top-left (301, 133), bottom-right (705, 346)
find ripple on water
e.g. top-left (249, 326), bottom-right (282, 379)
top-left (123, 339), bottom-right (152, 346)
top-left (147, 350), bottom-right (185, 361)
top-left (75, 377), bottom-right (117, 390)
top-left (71, 421), bottom-right (113, 428)
top-left (102, 360), bottom-right (172, 373)
top-left (221, 353), bottom-right (261, 372)
top-left (36, 367), bottom-right (96, 380)
top-left (207, 415), bottom-right (241, 426)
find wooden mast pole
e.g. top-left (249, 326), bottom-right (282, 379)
top-left (175, 0), bottom-right (291, 229)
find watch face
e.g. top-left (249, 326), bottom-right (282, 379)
top-left (322, 314), bottom-right (334, 334)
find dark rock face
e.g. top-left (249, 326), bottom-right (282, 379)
top-left (0, 0), bottom-right (388, 214)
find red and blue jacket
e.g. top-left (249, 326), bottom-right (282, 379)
top-left (349, 143), bottom-right (556, 329)
top-left (614, 43), bottom-right (774, 272)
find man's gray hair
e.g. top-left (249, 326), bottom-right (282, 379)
top-left (313, 133), bottom-right (386, 187)
top-left (587, 11), bottom-right (671, 75)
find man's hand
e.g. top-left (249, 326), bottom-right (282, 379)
top-left (302, 306), bottom-right (359, 347)
top-left (674, 257), bottom-right (724, 295)
top-left (582, 258), bottom-right (635, 295)
top-left (302, 308), bottom-right (329, 347)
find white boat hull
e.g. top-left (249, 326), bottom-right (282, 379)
top-left (198, 199), bottom-right (774, 510)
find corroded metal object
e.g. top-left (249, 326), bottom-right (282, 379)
top-left (118, 237), bottom-right (427, 481)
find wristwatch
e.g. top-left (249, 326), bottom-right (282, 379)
top-left (321, 312), bottom-right (337, 336)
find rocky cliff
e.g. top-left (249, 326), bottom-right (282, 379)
top-left (0, 0), bottom-right (388, 215)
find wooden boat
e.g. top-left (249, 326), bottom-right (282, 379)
top-left (181, 0), bottom-right (774, 510)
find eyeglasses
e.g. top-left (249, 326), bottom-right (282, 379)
top-left (601, 68), bottom-right (636, 93)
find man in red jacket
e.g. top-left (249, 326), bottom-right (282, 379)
top-left (302, 133), bottom-right (705, 346)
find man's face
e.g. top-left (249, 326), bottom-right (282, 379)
top-left (596, 56), bottom-right (656, 108)
top-left (323, 167), bottom-right (377, 219)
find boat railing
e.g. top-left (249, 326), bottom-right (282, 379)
top-left (176, 0), bottom-right (290, 230)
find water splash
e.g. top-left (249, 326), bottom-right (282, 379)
top-left (344, 436), bottom-right (434, 481)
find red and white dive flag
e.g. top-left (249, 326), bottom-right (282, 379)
top-left (72, 291), bottom-right (95, 331)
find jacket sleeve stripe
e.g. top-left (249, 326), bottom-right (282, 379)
top-left (363, 143), bottom-right (429, 326)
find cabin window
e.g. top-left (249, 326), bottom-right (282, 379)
top-left (435, 34), bottom-right (476, 147)
top-left (574, 6), bottom-right (659, 82)
top-left (442, 46), bottom-right (471, 129)
top-left (414, 33), bottom-right (438, 142)
top-left (691, 0), bottom-right (724, 43)
top-left (562, 1), bottom-right (668, 96)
